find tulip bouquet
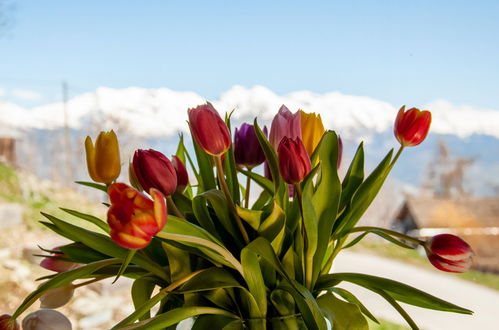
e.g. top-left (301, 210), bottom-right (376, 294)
top-left (2, 104), bottom-right (474, 330)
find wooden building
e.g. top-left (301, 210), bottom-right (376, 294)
top-left (392, 195), bottom-right (499, 273)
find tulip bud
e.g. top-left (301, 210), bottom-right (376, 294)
top-left (133, 149), bottom-right (177, 196)
top-left (0, 314), bottom-right (20, 330)
top-left (425, 234), bottom-right (473, 273)
top-left (39, 285), bottom-right (74, 309)
top-left (188, 102), bottom-right (231, 156)
top-left (40, 247), bottom-right (79, 273)
top-left (22, 310), bottom-right (72, 330)
top-left (171, 156), bottom-right (189, 193)
top-left (107, 183), bottom-right (167, 249)
top-left (84, 130), bottom-right (121, 184)
top-left (269, 105), bottom-right (301, 151)
top-left (337, 136), bottom-right (343, 170)
top-left (128, 162), bottom-right (143, 191)
top-left (277, 137), bottom-right (312, 184)
top-left (234, 123), bottom-right (266, 169)
top-left (394, 106), bottom-right (432, 147)
top-left (299, 110), bottom-right (325, 156)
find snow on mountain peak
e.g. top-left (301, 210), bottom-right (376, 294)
top-left (1, 85), bottom-right (498, 140)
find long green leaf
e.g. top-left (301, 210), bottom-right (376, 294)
top-left (224, 114), bottom-right (241, 204)
top-left (317, 292), bottom-right (368, 330)
top-left (75, 181), bottom-right (107, 192)
top-left (131, 275), bottom-right (158, 321)
top-left (339, 142), bottom-right (364, 212)
top-left (241, 248), bottom-right (267, 317)
top-left (316, 273), bottom-right (473, 314)
top-left (190, 127), bottom-right (217, 193)
top-left (60, 207), bottom-right (109, 233)
top-left (330, 287), bottom-right (378, 324)
top-left (239, 169), bottom-right (274, 195)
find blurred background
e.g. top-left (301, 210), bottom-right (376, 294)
top-left (0, 1), bottom-right (498, 329)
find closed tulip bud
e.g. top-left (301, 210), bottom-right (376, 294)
top-left (0, 314), bottom-right (19, 330)
top-left (425, 234), bottom-right (473, 273)
top-left (188, 102), bottom-right (231, 156)
top-left (171, 155), bottom-right (189, 193)
top-left (107, 183), bottom-right (167, 250)
top-left (84, 130), bottom-right (121, 184)
top-left (299, 110), bottom-right (325, 156)
top-left (128, 162), bottom-right (143, 191)
top-left (269, 105), bottom-right (302, 150)
top-left (278, 137), bottom-right (312, 184)
top-left (234, 123), bottom-right (266, 169)
top-left (40, 247), bottom-right (79, 273)
top-left (337, 136), bottom-right (343, 169)
top-left (394, 106), bottom-right (432, 147)
top-left (22, 310), bottom-right (72, 330)
top-left (133, 149), bottom-right (177, 196)
top-left (39, 285), bottom-right (74, 309)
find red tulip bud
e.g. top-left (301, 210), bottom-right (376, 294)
top-left (394, 106), bottom-right (432, 147)
top-left (337, 135), bottom-right (343, 170)
top-left (107, 183), bottom-right (167, 250)
top-left (277, 137), bottom-right (312, 184)
top-left (425, 234), bottom-right (473, 273)
top-left (188, 102), bottom-right (231, 156)
top-left (40, 247), bottom-right (79, 273)
top-left (171, 155), bottom-right (189, 193)
top-left (0, 314), bottom-right (19, 330)
top-left (133, 149), bottom-right (177, 196)
top-left (39, 285), bottom-right (74, 309)
top-left (22, 310), bottom-right (71, 330)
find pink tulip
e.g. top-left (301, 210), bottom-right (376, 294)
top-left (269, 105), bottom-right (302, 151)
top-left (425, 234), bottom-right (473, 273)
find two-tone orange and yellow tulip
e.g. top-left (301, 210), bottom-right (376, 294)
top-left (299, 110), bottom-right (325, 156)
top-left (107, 183), bottom-right (167, 250)
top-left (84, 130), bottom-right (121, 184)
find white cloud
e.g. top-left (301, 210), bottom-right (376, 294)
top-left (11, 89), bottom-right (43, 101)
top-left (0, 88), bottom-right (5, 97)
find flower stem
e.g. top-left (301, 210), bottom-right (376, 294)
top-left (166, 196), bottom-right (186, 220)
top-left (73, 275), bottom-right (112, 288)
top-left (244, 169), bottom-right (252, 209)
top-left (214, 155), bottom-right (250, 244)
top-left (390, 145), bottom-right (405, 168)
top-left (349, 226), bottom-right (425, 245)
top-left (294, 183), bottom-right (310, 287)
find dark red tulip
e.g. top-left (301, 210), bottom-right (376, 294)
top-left (0, 314), bottom-right (19, 330)
top-left (394, 106), bottom-right (432, 147)
top-left (107, 183), bottom-right (167, 250)
top-left (133, 149), bottom-right (177, 196)
top-left (425, 234), bottom-right (473, 273)
top-left (337, 136), bottom-right (343, 169)
top-left (171, 155), bottom-right (189, 193)
top-left (234, 123), bottom-right (266, 169)
top-left (277, 137), bottom-right (312, 184)
top-left (188, 102), bottom-right (231, 156)
top-left (40, 247), bottom-right (80, 273)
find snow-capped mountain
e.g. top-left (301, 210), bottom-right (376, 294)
top-left (2, 85), bottom-right (499, 197)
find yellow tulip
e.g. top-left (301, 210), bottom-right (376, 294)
top-left (299, 110), bottom-right (325, 156)
top-left (84, 130), bottom-right (121, 184)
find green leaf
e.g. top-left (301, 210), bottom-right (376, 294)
top-left (342, 228), bottom-right (416, 250)
top-left (334, 149), bottom-right (393, 236)
top-left (113, 249), bottom-right (137, 283)
top-left (192, 315), bottom-right (240, 330)
top-left (258, 201), bottom-right (286, 254)
top-left (162, 242), bottom-right (191, 282)
top-left (241, 248), bottom-right (268, 317)
top-left (316, 273), bottom-right (473, 314)
top-left (370, 288), bottom-right (420, 330)
top-left (192, 195), bottom-right (221, 239)
top-left (330, 287), bottom-right (378, 324)
top-left (59, 242), bottom-right (108, 264)
top-left (270, 289), bottom-right (295, 317)
top-left (75, 181), bottom-right (107, 192)
top-left (175, 133), bottom-right (193, 198)
top-left (131, 275), bottom-right (158, 321)
top-left (239, 169), bottom-right (274, 195)
top-left (119, 307), bottom-right (239, 330)
top-left (252, 190), bottom-right (272, 210)
top-left (191, 128), bottom-right (217, 193)
top-left (236, 205), bottom-right (263, 231)
top-left (223, 115), bottom-right (241, 204)
top-left (339, 142), bottom-right (364, 212)
top-left (40, 213), bottom-right (167, 280)
top-left (60, 207), bottom-right (109, 233)
top-left (317, 292), bottom-right (368, 330)
top-left (311, 131), bottom-right (342, 286)
top-left (13, 258), bottom-right (120, 318)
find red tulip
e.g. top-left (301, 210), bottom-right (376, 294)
top-left (171, 155), bottom-right (189, 193)
top-left (188, 102), bottom-right (231, 156)
top-left (133, 149), bottom-right (177, 196)
top-left (277, 137), bottom-right (312, 184)
top-left (425, 234), bottom-right (473, 273)
top-left (394, 106), bottom-right (432, 147)
top-left (0, 314), bottom-right (19, 330)
top-left (40, 247), bottom-right (79, 273)
top-left (107, 183), bottom-right (167, 250)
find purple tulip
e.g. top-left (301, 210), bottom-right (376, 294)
top-left (234, 123), bottom-right (266, 169)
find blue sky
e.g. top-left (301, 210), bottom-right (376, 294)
top-left (0, 0), bottom-right (498, 108)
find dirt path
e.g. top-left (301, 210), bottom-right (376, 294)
top-left (332, 251), bottom-right (499, 330)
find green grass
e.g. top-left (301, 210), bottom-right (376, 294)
top-left (350, 238), bottom-right (499, 291)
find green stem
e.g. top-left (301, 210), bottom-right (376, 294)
top-left (349, 226), bottom-right (425, 245)
top-left (73, 275), bottom-right (112, 288)
top-left (294, 184), bottom-right (310, 287)
top-left (214, 155), bottom-right (250, 244)
top-left (166, 196), bottom-right (186, 220)
top-left (244, 168), bottom-right (252, 209)
top-left (390, 145), bottom-right (405, 168)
